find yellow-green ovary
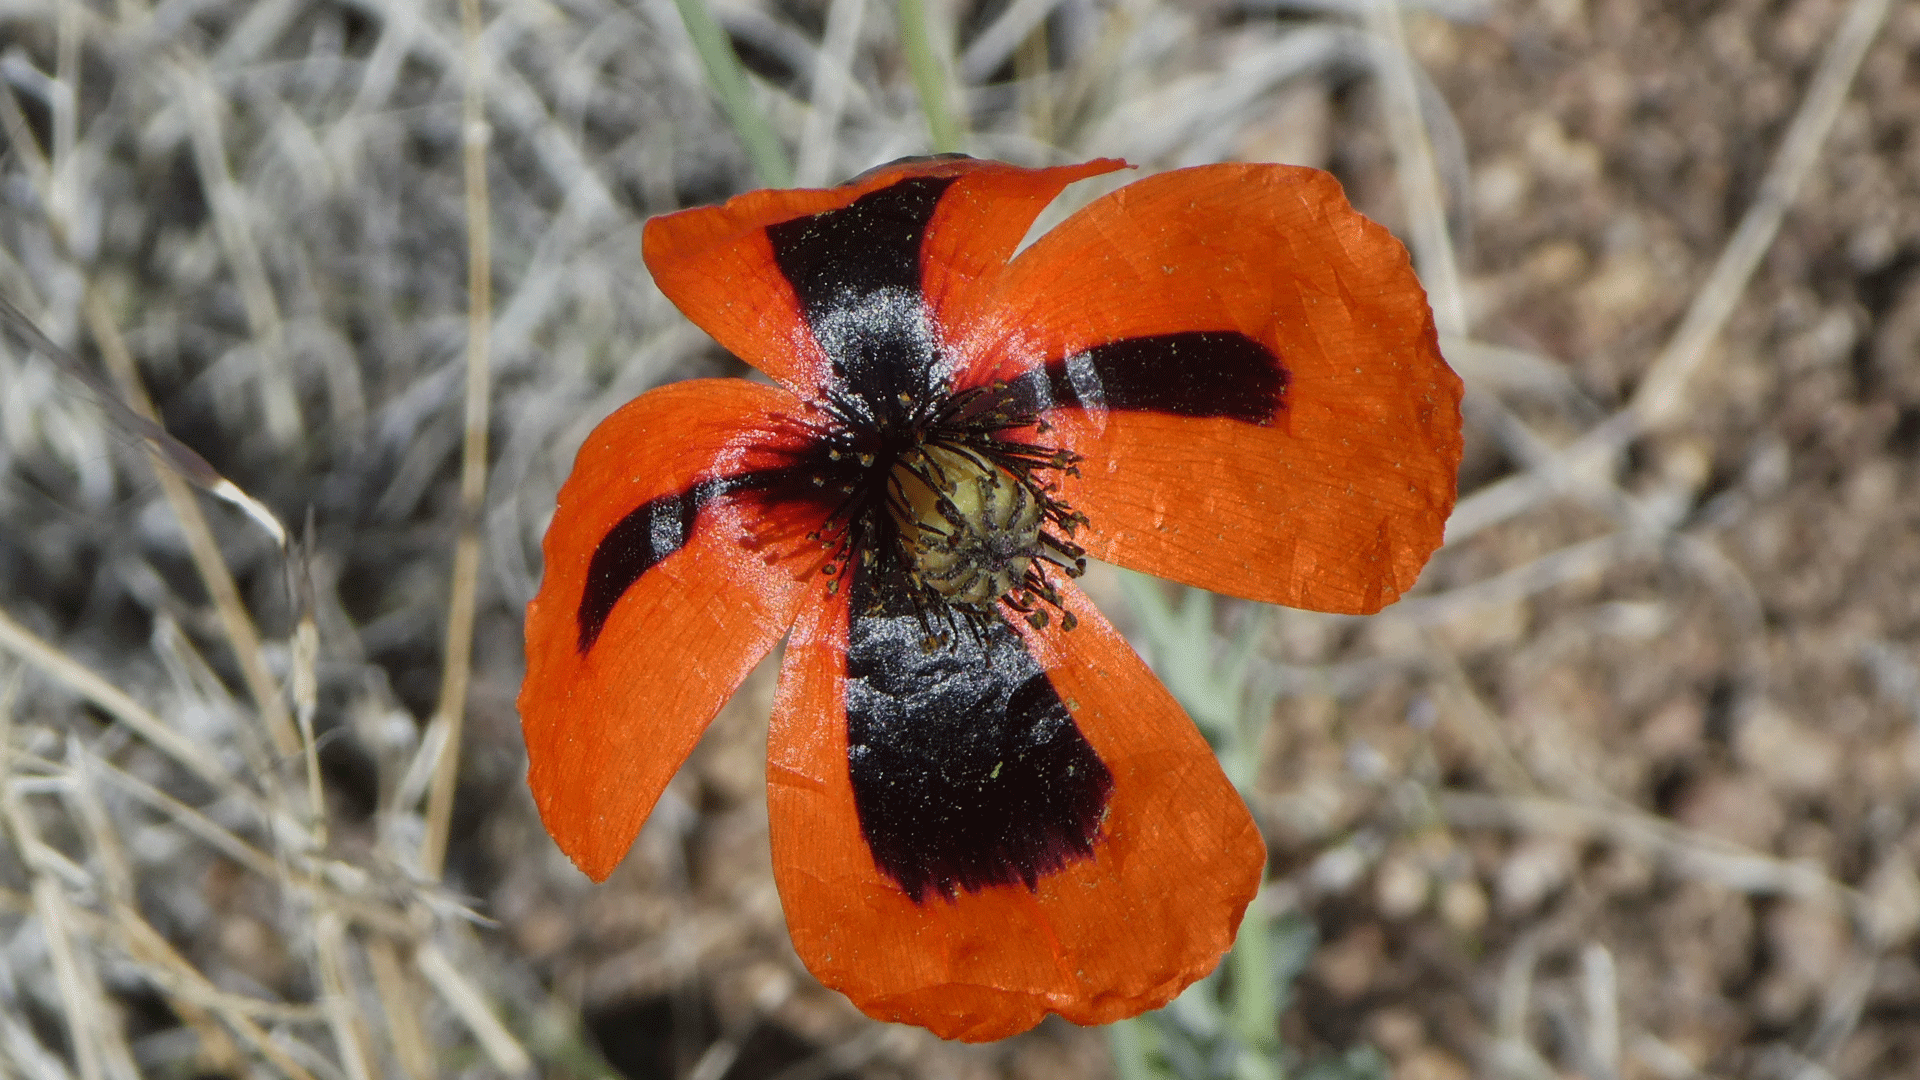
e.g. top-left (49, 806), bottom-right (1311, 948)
top-left (888, 444), bottom-right (1042, 607)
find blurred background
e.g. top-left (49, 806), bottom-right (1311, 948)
top-left (2, 0), bottom-right (1918, 1077)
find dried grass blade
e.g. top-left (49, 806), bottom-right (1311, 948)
top-left (315, 912), bottom-right (377, 1080)
top-left (84, 288), bottom-right (302, 761)
top-left (420, 0), bottom-right (496, 883)
top-left (417, 940), bottom-right (534, 1076)
top-left (112, 916), bottom-right (326, 1080)
top-left (173, 61), bottom-right (301, 445)
top-left (1626, 0), bottom-right (1891, 428)
top-left (1366, 0), bottom-right (1466, 335)
top-left (366, 935), bottom-right (438, 1080)
top-left (0, 605), bottom-right (233, 791)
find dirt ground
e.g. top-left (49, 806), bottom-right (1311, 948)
top-left (1, 0), bottom-right (1918, 1078)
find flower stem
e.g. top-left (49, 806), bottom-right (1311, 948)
top-left (898, 0), bottom-right (962, 152)
top-left (673, 0), bottom-right (794, 187)
top-left (1108, 1015), bottom-right (1156, 1080)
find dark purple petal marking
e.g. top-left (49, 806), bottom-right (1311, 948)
top-left (1014, 330), bottom-right (1286, 424)
top-left (843, 564), bottom-right (1113, 904)
top-left (578, 480), bottom-right (726, 654)
top-left (765, 176), bottom-right (960, 425)
top-left (575, 462), bottom-right (843, 655)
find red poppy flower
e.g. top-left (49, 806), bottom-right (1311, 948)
top-left (519, 156), bottom-right (1462, 1041)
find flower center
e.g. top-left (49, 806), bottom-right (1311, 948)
top-left (805, 381), bottom-right (1091, 639)
top-left (888, 443), bottom-right (1043, 609)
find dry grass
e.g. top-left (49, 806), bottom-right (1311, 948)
top-left (2, 0), bottom-right (1918, 1078)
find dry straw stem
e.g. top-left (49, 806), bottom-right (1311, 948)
top-left (0, 607), bottom-right (232, 792)
top-left (0, 81), bottom-right (298, 762)
top-left (958, 0), bottom-right (1061, 86)
top-left (1580, 943), bottom-right (1622, 1080)
top-left (365, 936), bottom-right (438, 1080)
top-left (174, 59), bottom-right (301, 447)
top-left (314, 911), bottom-right (377, 1080)
top-left (2, 759), bottom-right (107, 1080)
top-left (0, 294), bottom-right (287, 548)
top-left (1365, 0), bottom-right (1794, 652)
top-left (1365, 0), bottom-right (1466, 338)
top-left (112, 914), bottom-right (325, 1080)
top-left (98, 904), bottom-right (325, 1025)
top-left (420, 0), bottom-right (497, 884)
top-left (795, 0), bottom-right (869, 187)
top-left (81, 287), bottom-right (304, 764)
top-left (9, 733), bottom-right (420, 1071)
top-left (417, 938), bottom-right (535, 1075)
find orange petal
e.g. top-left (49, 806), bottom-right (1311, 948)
top-left (641, 157), bottom-right (1123, 398)
top-left (970, 164), bottom-right (1463, 613)
top-left (917, 158), bottom-right (1126, 353)
top-left (521, 379), bottom-right (826, 881)
top-left (767, 576), bottom-right (1264, 1041)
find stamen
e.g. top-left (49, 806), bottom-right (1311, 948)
top-left (805, 381), bottom-right (1088, 638)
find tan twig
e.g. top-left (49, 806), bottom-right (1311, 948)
top-left (1366, 0), bottom-right (1467, 337)
top-left (331, 0), bottom-right (617, 221)
top-left (0, 717), bottom-right (106, 1080)
top-left (315, 912), bottom-right (378, 1080)
top-left (61, 744), bottom-right (135, 908)
top-left (1439, 336), bottom-right (1590, 406)
top-left (794, 0), bottom-right (867, 187)
top-left (0, 293), bottom-right (287, 549)
top-left (1861, 639), bottom-right (1920, 725)
top-left (0, 605), bottom-right (234, 791)
top-left (113, 915), bottom-right (326, 1080)
top-left (958, 0), bottom-right (1061, 85)
top-left (291, 534), bottom-right (328, 842)
top-left (418, 939), bottom-right (534, 1076)
top-left (4, 46), bottom-right (299, 765)
top-left (1421, 635), bottom-right (1539, 795)
top-left (78, 910), bottom-right (326, 1021)
top-left (420, 0), bottom-right (495, 883)
top-left (174, 60), bottom-right (302, 446)
top-left (1630, 1032), bottom-right (1723, 1080)
top-left (51, 0), bottom-right (79, 171)
top-left (67, 752), bottom-right (273, 879)
top-left (28, 876), bottom-right (109, 1080)
top-left (1580, 944), bottom-right (1622, 1080)
top-left (72, 737), bottom-right (420, 942)
top-left (57, 754), bottom-right (157, 1080)
top-left (1624, 0), bottom-right (1890, 429)
top-left (1489, 934), bottom-right (1555, 1080)
top-left (1388, 532), bottom-right (1639, 627)
top-left (86, 287), bottom-right (302, 764)
top-left (366, 936), bottom-right (438, 1080)
top-left (1805, 953), bottom-right (1876, 1063)
top-left (1459, 388), bottom-right (1658, 536)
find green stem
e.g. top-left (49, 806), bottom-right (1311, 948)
top-left (897, 0), bottom-right (962, 151)
top-left (1108, 1016), bottom-right (1157, 1080)
top-left (672, 0), bottom-right (793, 187)
top-left (1231, 898), bottom-right (1282, 1080)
